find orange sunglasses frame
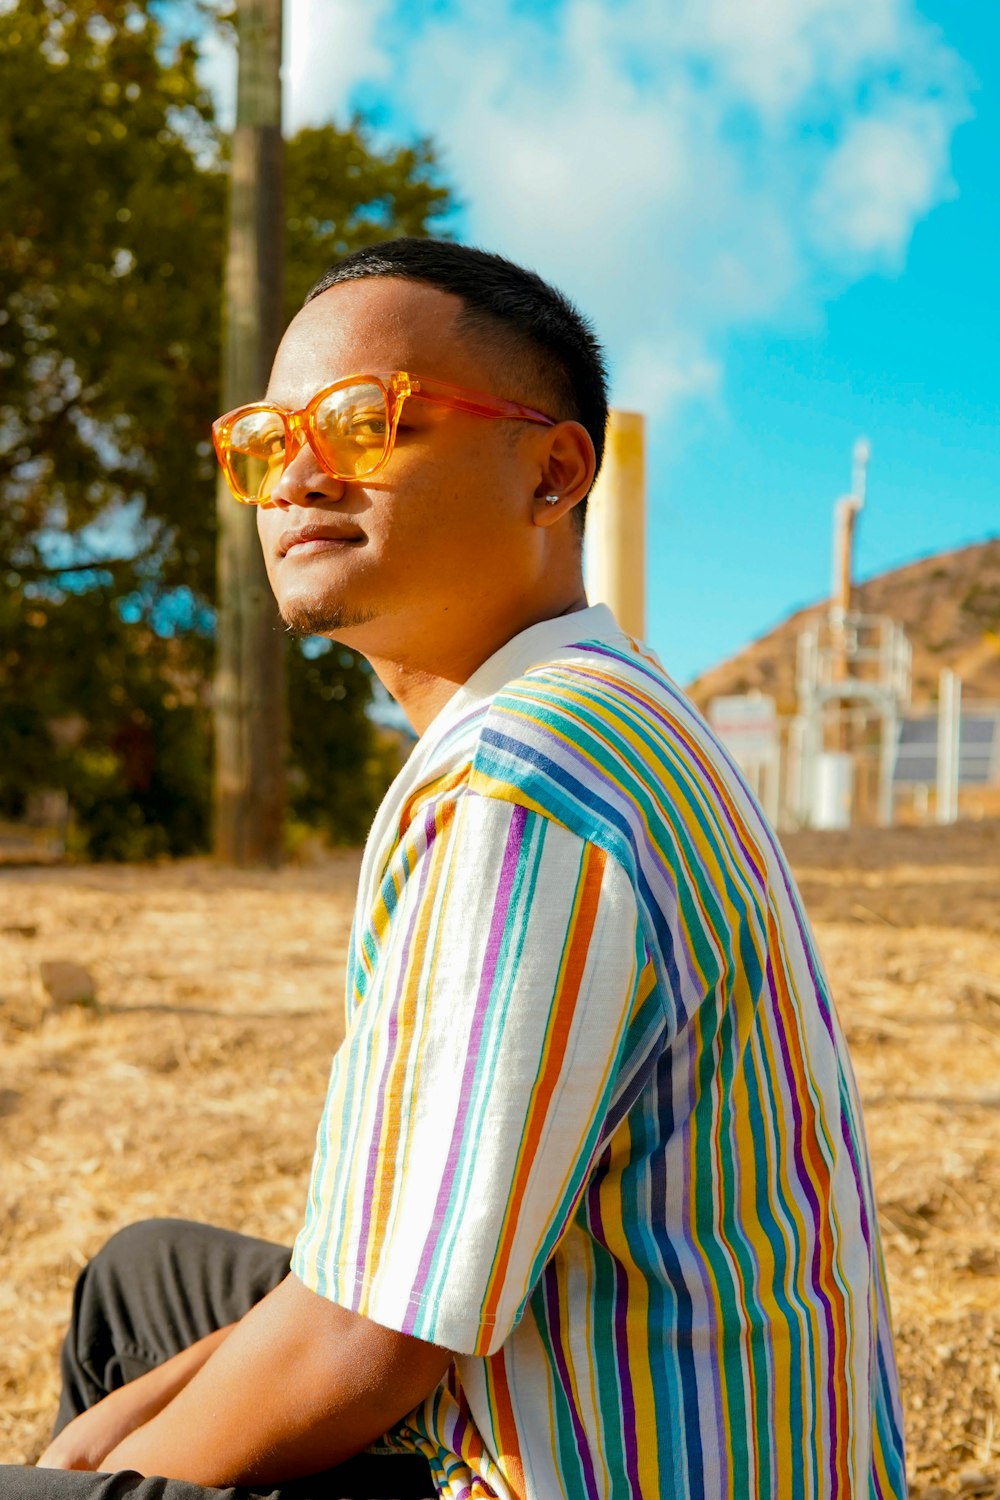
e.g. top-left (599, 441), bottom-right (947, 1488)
top-left (212, 369), bottom-right (557, 505)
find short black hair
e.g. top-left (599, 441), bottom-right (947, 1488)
top-left (305, 238), bottom-right (609, 535)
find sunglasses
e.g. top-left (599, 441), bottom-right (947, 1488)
top-left (212, 369), bottom-right (557, 505)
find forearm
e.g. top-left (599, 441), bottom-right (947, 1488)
top-left (116, 1322), bottom-right (237, 1414)
top-left (102, 1274), bottom-right (451, 1485)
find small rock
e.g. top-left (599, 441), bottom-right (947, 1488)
top-left (2, 924), bottom-right (37, 938)
top-left (39, 960), bottom-right (97, 1008)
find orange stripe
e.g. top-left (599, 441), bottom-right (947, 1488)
top-left (397, 766), bottom-right (470, 841)
top-left (366, 797), bottom-right (459, 1277)
top-left (766, 907), bottom-right (852, 1486)
top-left (482, 1355), bottom-right (526, 1496)
top-left (522, 664), bottom-right (772, 892)
top-left (481, 842), bottom-right (608, 1327)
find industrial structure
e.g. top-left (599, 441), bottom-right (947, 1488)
top-left (791, 442), bottom-right (909, 827)
top-left (708, 442), bottom-right (1000, 831)
top-left (585, 425), bottom-right (1000, 832)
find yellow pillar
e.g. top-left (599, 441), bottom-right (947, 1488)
top-left (584, 410), bottom-right (646, 639)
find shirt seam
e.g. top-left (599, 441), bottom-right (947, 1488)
top-left (301, 1260), bottom-right (504, 1332)
top-left (459, 776), bottom-right (669, 1027)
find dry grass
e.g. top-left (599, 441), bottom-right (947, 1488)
top-left (1, 825), bottom-right (998, 1496)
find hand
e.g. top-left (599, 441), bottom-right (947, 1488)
top-left (37, 1383), bottom-right (158, 1471)
top-left (37, 1322), bottom-right (236, 1471)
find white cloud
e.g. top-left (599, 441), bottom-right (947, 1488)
top-left (671, 0), bottom-right (913, 116)
top-left (196, 0), bottom-right (393, 135)
top-left (201, 0), bottom-right (972, 419)
top-left (196, 21), bottom-right (237, 133)
top-left (809, 100), bottom-right (957, 269)
top-left (285, 0), bottom-right (393, 130)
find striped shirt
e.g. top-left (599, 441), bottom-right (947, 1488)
top-left (292, 603), bottom-right (906, 1500)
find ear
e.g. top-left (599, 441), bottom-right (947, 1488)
top-left (531, 421), bottom-right (596, 528)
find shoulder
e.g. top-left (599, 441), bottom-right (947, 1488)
top-left (468, 638), bottom-right (723, 828)
top-left (479, 633), bottom-right (691, 745)
top-left (394, 632), bottom-right (764, 906)
top-left (465, 637), bottom-right (783, 926)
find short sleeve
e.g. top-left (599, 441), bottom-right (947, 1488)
top-left (291, 789), bottom-right (644, 1355)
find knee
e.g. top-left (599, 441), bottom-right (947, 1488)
top-left (84, 1218), bottom-right (199, 1291)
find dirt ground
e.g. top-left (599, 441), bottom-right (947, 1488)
top-left (1, 823), bottom-right (998, 1496)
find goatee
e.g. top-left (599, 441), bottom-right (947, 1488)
top-left (280, 600), bottom-right (378, 637)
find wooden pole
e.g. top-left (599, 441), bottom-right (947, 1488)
top-left (584, 410), bottom-right (646, 639)
top-left (212, 0), bottom-right (286, 866)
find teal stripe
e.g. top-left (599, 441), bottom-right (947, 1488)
top-left (418, 800), bottom-right (548, 1319)
top-left (746, 1025), bottom-right (818, 1498)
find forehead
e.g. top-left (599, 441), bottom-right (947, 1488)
top-left (266, 277), bottom-right (492, 407)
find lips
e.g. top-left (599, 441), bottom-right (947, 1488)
top-left (278, 522), bottom-right (366, 556)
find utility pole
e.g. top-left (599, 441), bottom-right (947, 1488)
top-left (212, 0), bottom-right (286, 865)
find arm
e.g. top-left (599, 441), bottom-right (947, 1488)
top-left (37, 1323), bottom-right (236, 1471)
top-left (294, 796), bottom-right (643, 1358)
top-left (101, 1273), bottom-right (452, 1485)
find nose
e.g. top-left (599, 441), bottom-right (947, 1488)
top-left (265, 430), bottom-right (347, 509)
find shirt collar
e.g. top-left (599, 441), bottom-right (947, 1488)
top-left (415, 601), bottom-right (624, 750)
top-left (357, 602), bottom-right (624, 919)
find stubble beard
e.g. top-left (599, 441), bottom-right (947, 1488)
top-left (279, 596), bottom-right (379, 638)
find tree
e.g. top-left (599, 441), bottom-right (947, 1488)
top-left (0, 580), bottom-right (213, 860)
top-left (213, 0), bottom-right (286, 867)
top-left (0, 0), bottom-right (452, 858)
top-left (0, 0), bottom-right (223, 599)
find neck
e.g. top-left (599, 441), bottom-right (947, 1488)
top-left (362, 589), bottom-right (590, 737)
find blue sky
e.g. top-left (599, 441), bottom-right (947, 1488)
top-left (202, 0), bottom-right (998, 683)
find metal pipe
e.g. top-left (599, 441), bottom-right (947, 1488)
top-left (584, 410), bottom-right (646, 638)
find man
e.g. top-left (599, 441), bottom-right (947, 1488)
top-left (9, 240), bottom-right (906, 1499)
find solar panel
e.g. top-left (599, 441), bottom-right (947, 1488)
top-left (893, 711), bottom-right (1000, 786)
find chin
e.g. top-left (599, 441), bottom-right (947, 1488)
top-left (278, 593), bottom-right (377, 637)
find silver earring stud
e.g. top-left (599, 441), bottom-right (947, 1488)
top-left (544, 494), bottom-right (559, 505)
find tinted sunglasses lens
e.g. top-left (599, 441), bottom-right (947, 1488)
top-left (313, 382), bottom-right (390, 479)
top-left (227, 409), bottom-right (287, 502)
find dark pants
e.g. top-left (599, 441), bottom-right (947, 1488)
top-left (1, 1220), bottom-right (436, 1500)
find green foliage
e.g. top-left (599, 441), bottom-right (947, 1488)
top-left (0, 0), bottom-right (452, 857)
top-left (284, 124), bottom-right (452, 316)
top-left (0, 0), bottom-right (223, 597)
top-left (287, 643), bottom-right (405, 846)
top-left (0, 581), bottom-right (212, 860)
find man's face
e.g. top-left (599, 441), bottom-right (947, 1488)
top-left (256, 277), bottom-right (554, 652)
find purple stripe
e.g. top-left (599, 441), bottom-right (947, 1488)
top-left (355, 804), bottom-right (441, 1265)
top-left (766, 945), bottom-right (841, 1491)
top-left (689, 1030), bottom-right (730, 1491)
top-left (449, 1405), bottom-right (469, 1469)
top-left (566, 649), bottom-right (772, 890)
top-left (411, 802), bottom-right (529, 1303)
top-left (506, 667), bottom-right (772, 915)
top-left (588, 1185), bottom-right (642, 1497)
top-left (745, 786), bottom-right (876, 1269)
top-left (771, 856), bottom-right (874, 1256)
top-left (541, 1263), bottom-right (603, 1500)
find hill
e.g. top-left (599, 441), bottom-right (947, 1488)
top-left (686, 537), bottom-right (1000, 714)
